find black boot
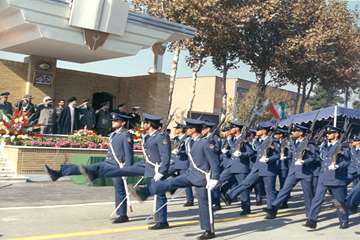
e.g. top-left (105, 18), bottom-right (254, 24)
top-left (148, 222), bottom-right (170, 230)
top-left (264, 207), bottom-right (277, 219)
top-left (213, 204), bottom-right (221, 211)
top-left (240, 205), bottom-right (251, 216)
top-left (183, 201), bottom-right (194, 207)
top-left (130, 186), bottom-right (150, 202)
top-left (79, 165), bottom-right (97, 182)
top-left (339, 222), bottom-right (349, 229)
top-left (220, 192), bottom-right (232, 206)
top-left (44, 164), bottom-right (62, 182)
top-left (305, 220), bottom-right (317, 229)
top-left (112, 215), bottom-right (129, 224)
top-left (197, 231), bottom-right (215, 240)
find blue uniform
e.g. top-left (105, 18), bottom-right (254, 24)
top-left (308, 142), bottom-right (351, 225)
top-left (346, 147), bottom-right (360, 209)
top-left (227, 136), bottom-right (280, 209)
top-left (269, 139), bottom-right (316, 217)
top-left (148, 136), bottom-right (220, 232)
top-left (277, 139), bottom-right (291, 193)
top-left (57, 128), bottom-right (134, 217)
top-left (168, 135), bottom-right (194, 203)
top-left (219, 135), bottom-right (255, 211)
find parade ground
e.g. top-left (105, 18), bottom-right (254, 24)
top-left (0, 181), bottom-right (359, 240)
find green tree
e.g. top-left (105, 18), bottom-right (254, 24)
top-left (308, 84), bottom-right (344, 110)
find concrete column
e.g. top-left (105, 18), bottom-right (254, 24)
top-left (150, 42), bottom-right (166, 73)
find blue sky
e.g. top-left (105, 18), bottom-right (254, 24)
top-left (0, 1), bottom-right (358, 93)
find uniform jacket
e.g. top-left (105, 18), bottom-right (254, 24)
top-left (171, 135), bottom-right (190, 170)
top-left (252, 137), bottom-right (280, 177)
top-left (287, 140), bottom-right (316, 179)
top-left (185, 136), bottom-right (221, 183)
top-left (318, 142), bottom-right (350, 186)
top-left (105, 128), bottom-right (134, 167)
top-left (228, 136), bottom-right (255, 174)
top-left (143, 131), bottom-right (171, 177)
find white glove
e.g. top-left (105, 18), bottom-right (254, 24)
top-left (206, 179), bottom-right (219, 190)
top-left (233, 150), bottom-right (242, 157)
top-left (172, 149), bottom-right (179, 155)
top-left (154, 172), bottom-right (164, 182)
top-left (280, 154), bottom-right (286, 161)
top-left (294, 159), bottom-right (304, 165)
top-left (221, 148), bottom-right (229, 154)
top-left (328, 164), bottom-right (339, 171)
top-left (259, 156), bottom-right (269, 163)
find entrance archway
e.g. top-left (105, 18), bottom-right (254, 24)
top-left (92, 92), bottom-right (113, 110)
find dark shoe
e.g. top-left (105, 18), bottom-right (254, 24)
top-left (264, 207), bottom-right (277, 219)
top-left (183, 201), bottom-right (194, 207)
top-left (305, 220), bottom-right (317, 229)
top-left (130, 186), bottom-right (150, 202)
top-left (197, 231), bottom-right (215, 240)
top-left (44, 164), bottom-right (61, 182)
top-left (79, 165), bottom-right (96, 182)
top-left (148, 222), bottom-right (170, 230)
top-left (303, 220), bottom-right (310, 227)
top-left (279, 203), bottom-right (288, 209)
top-left (213, 204), bottom-right (221, 211)
top-left (169, 188), bottom-right (177, 195)
top-left (112, 215), bottom-right (129, 224)
top-left (220, 192), bottom-right (232, 206)
top-left (339, 222), bottom-right (349, 229)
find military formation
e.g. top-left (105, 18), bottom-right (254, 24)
top-left (44, 112), bottom-right (360, 240)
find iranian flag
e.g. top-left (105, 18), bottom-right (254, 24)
top-left (265, 100), bottom-right (281, 120)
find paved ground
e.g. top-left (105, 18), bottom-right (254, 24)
top-left (0, 181), bottom-right (359, 240)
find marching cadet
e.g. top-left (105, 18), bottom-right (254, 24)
top-left (132, 118), bottom-right (220, 239)
top-left (248, 128), bottom-right (266, 206)
top-left (273, 127), bottom-right (291, 209)
top-left (264, 124), bottom-right (316, 219)
top-left (0, 91), bottom-right (13, 116)
top-left (202, 120), bottom-right (222, 211)
top-left (168, 122), bottom-right (194, 207)
top-left (219, 120), bottom-right (255, 215)
top-left (346, 134), bottom-right (360, 214)
top-left (44, 113), bottom-right (134, 224)
top-left (305, 126), bottom-right (351, 229)
top-left (81, 113), bottom-right (171, 230)
top-left (223, 123), bottom-right (280, 214)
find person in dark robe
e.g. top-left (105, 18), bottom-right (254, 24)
top-left (95, 101), bottom-right (111, 136)
top-left (78, 98), bottom-right (96, 130)
top-left (58, 97), bottom-right (80, 135)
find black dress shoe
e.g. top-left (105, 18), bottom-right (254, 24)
top-left (197, 231), bottom-right (215, 240)
top-left (183, 201), bottom-right (194, 207)
top-left (263, 208), bottom-right (277, 219)
top-left (79, 165), bottom-right (97, 182)
top-left (305, 220), bottom-right (317, 229)
top-left (148, 222), bottom-right (170, 230)
top-left (44, 164), bottom-right (62, 182)
top-left (213, 204), bottom-right (221, 211)
top-left (128, 186), bottom-right (150, 202)
top-left (112, 215), bottom-right (129, 224)
top-left (220, 192), bottom-right (232, 206)
top-left (339, 222), bottom-right (349, 229)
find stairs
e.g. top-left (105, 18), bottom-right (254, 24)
top-left (0, 144), bottom-right (27, 182)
